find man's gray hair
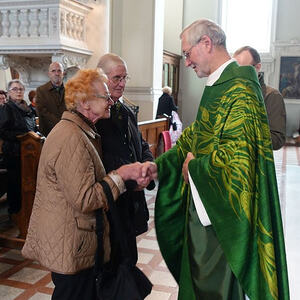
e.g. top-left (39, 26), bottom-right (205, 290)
top-left (7, 79), bottom-right (25, 91)
top-left (180, 19), bottom-right (226, 48)
top-left (97, 53), bottom-right (127, 75)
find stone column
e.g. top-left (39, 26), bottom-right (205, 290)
top-left (110, 0), bottom-right (165, 121)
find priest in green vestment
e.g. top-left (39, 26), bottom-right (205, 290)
top-left (155, 19), bottom-right (289, 300)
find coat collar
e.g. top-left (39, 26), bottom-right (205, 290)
top-left (61, 111), bottom-right (98, 139)
top-left (213, 61), bottom-right (259, 87)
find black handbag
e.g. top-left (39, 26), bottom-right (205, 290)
top-left (95, 180), bottom-right (152, 300)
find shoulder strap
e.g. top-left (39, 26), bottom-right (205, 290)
top-left (99, 180), bottom-right (131, 258)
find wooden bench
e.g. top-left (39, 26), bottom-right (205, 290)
top-left (138, 118), bottom-right (169, 158)
top-left (0, 132), bottom-right (44, 248)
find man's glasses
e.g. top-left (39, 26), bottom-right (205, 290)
top-left (94, 94), bottom-right (113, 103)
top-left (110, 75), bottom-right (130, 84)
top-left (9, 87), bottom-right (25, 92)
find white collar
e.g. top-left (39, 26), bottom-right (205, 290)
top-left (206, 58), bottom-right (236, 86)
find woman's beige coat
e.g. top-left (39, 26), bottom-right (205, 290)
top-left (22, 111), bottom-right (123, 274)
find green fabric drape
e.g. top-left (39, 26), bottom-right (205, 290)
top-left (155, 62), bottom-right (289, 300)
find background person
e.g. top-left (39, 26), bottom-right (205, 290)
top-left (233, 46), bottom-right (286, 150)
top-left (28, 89), bottom-right (37, 117)
top-left (155, 19), bottom-right (289, 300)
top-left (156, 86), bottom-right (178, 119)
top-left (22, 69), bottom-right (155, 300)
top-left (0, 90), bottom-right (7, 105)
top-left (36, 62), bottom-right (66, 136)
top-left (0, 79), bottom-right (37, 216)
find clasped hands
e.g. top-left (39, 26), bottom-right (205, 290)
top-left (116, 161), bottom-right (157, 190)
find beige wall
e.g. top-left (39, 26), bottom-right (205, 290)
top-left (163, 0), bottom-right (183, 55)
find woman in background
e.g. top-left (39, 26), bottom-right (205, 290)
top-left (0, 90), bottom-right (7, 106)
top-left (156, 86), bottom-right (177, 119)
top-left (0, 80), bottom-right (37, 215)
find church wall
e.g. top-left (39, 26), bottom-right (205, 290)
top-left (163, 0), bottom-right (183, 55)
top-left (180, 0), bottom-right (219, 129)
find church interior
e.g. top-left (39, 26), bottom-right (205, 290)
top-left (0, 0), bottom-right (300, 299)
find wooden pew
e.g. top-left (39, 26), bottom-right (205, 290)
top-left (138, 118), bottom-right (169, 158)
top-left (0, 132), bottom-right (44, 248)
top-left (16, 132), bottom-right (44, 240)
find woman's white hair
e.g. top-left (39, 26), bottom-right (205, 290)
top-left (162, 86), bottom-right (172, 95)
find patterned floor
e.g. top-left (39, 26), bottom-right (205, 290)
top-left (0, 144), bottom-right (299, 300)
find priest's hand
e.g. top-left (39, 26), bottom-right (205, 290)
top-left (182, 152), bottom-right (195, 183)
top-left (135, 162), bottom-right (157, 191)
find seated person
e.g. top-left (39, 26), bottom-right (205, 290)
top-left (0, 80), bottom-right (38, 215)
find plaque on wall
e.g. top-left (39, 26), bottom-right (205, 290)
top-left (279, 56), bottom-right (300, 99)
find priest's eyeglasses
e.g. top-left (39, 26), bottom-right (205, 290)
top-left (183, 37), bottom-right (204, 60)
top-left (183, 45), bottom-right (196, 60)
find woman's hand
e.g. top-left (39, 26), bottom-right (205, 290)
top-left (116, 161), bottom-right (157, 190)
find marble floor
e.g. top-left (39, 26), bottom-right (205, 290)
top-left (0, 145), bottom-right (299, 300)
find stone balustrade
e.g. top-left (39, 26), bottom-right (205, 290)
top-left (0, 0), bottom-right (92, 52)
top-left (0, 0), bottom-right (94, 88)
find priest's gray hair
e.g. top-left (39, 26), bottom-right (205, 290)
top-left (180, 19), bottom-right (226, 48)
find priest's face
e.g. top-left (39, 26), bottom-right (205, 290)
top-left (182, 33), bottom-right (211, 78)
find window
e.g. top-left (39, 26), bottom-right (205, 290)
top-left (221, 0), bottom-right (276, 53)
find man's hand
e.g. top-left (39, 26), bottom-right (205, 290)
top-left (116, 161), bottom-right (157, 190)
top-left (182, 152), bottom-right (195, 183)
top-left (135, 162), bottom-right (157, 191)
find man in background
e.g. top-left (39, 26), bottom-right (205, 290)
top-left (36, 62), bottom-right (66, 136)
top-left (234, 46), bottom-right (286, 150)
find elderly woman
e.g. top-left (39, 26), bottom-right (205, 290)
top-left (156, 86), bottom-right (177, 119)
top-left (0, 80), bottom-right (37, 215)
top-left (22, 69), bottom-right (155, 300)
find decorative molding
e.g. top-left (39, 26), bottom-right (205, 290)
top-left (125, 86), bottom-right (162, 96)
top-left (0, 55), bottom-right (10, 70)
top-left (284, 99), bottom-right (300, 105)
top-left (51, 51), bottom-right (88, 69)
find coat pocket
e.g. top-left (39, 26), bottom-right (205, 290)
top-left (74, 216), bottom-right (97, 257)
top-left (75, 216), bottom-right (96, 232)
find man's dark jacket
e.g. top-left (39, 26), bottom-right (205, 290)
top-left (96, 101), bottom-right (154, 265)
top-left (36, 81), bottom-right (66, 136)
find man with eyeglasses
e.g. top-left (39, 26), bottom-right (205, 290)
top-left (36, 62), bottom-right (66, 136)
top-left (95, 53), bottom-right (154, 271)
top-left (154, 19), bottom-right (289, 300)
top-left (233, 46), bottom-right (286, 150)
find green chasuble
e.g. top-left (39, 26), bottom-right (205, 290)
top-left (155, 62), bottom-right (289, 300)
